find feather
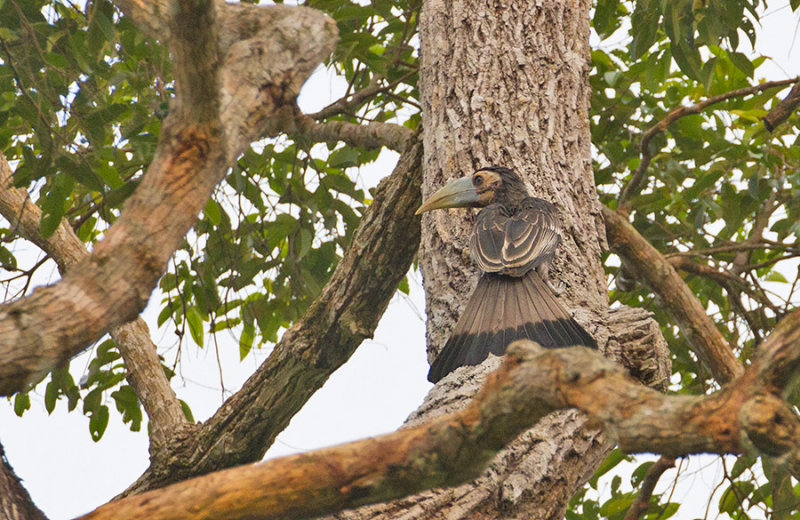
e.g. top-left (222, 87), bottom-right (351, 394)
top-left (428, 270), bottom-right (596, 383)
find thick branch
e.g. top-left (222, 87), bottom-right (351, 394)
top-left (81, 317), bottom-right (800, 520)
top-left (618, 77), bottom-right (799, 210)
top-left (0, 153), bottom-right (187, 447)
top-left (0, 2), bottom-right (336, 396)
top-left (170, 0), bottom-right (219, 120)
top-left (604, 206), bottom-right (744, 384)
top-left (123, 135), bottom-right (423, 494)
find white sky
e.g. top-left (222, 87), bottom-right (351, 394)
top-left (0, 3), bottom-right (798, 519)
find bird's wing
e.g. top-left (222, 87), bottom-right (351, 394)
top-left (470, 198), bottom-right (561, 276)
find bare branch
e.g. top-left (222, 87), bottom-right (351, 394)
top-left (732, 189), bottom-right (781, 275)
top-left (668, 256), bottom-right (780, 316)
top-left (308, 71), bottom-right (416, 120)
top-left (604, 206), bottom-right (744, 384)
top-left (618, 77), bottom-right (799, 210)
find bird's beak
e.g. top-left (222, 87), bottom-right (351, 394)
top-left (415, 176), bottom-right (482, 215)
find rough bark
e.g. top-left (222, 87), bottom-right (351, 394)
top-left (288, 112), bottom-right (414, 152)
top-left (762, 80), bottom-right (800, 132)
top-left (0, 1), bottom-right (337, 396)
top-left (404, 0), bottom-right (626, 518)
top-left (78, 305), bottom-right (800, 520)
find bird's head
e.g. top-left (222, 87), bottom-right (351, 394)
top-left (415, 166), bottom-right (527, 215)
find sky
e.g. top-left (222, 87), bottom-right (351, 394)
top-left (0, 2), bottom-right (798, 519)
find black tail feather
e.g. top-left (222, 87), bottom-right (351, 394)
top-left (428, 271), bottom-right (595, 383)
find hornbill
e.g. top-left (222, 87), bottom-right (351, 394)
top-left (416, 166), bottom-right (596, 383)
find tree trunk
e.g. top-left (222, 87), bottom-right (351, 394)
top-left (414, 3), bottom-right (611, 517)
top-left (326, 1), bottom-right (625, 519)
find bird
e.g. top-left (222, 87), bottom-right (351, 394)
top-left (416, 165), bottom-right (596, 383)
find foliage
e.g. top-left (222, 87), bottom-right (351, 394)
top-left (0, 0), bottom-right (418, 435)
top-left (590, 0), bottom-right (800, 517)
top-left (0, 0), bottom-right (799, 518)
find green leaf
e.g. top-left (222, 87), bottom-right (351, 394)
top-left (729, 52), bottom-right (754, 78)
top-left (589, 448), bottom-right (630, 488)
top-left (89, 405), bottom-right (110, 441)
top-left (45, 380), bottom-right (58, 414)
top-left (599, 494), bottom-right (634, 516)
top-left (328, 147), bottom-right (360, 168)
top-left (204, 198), bottom-right (222, 226)
top-left (645, 502), bottom-right (679, 520)
top-left (718, 481), bottom-right (755, 514)
top-left (186, 305), bottom-right (205, 347)
top-left (630, 0), bottom-right (661, 59)
top-left (83, 387), bottom-right (103, 414)
top-left (630, 460), bottom-right (655, 487)
top-left (157, 302), bottom-right (174, 327)
top-left (14, 393), bottom-right (30, 416)
top-left (0, 245), bottom-right (17, 270)
top-left (240, 320), bottom-right (255, 360)
top-left (398, 275), bottom-right (410, 295)
top-left (179, 399), bottom-right (195, 423)
top-left (111, 385), bottom-right (142, 432)
top-left (765, 271), bottom-right (788, 283)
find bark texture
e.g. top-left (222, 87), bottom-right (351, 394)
top-left (408, 0), bottom-right (618, 517)
top-left (78, 309), bottom-right (800, 520)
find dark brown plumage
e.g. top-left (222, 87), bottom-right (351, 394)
top-left (418, 166), bottom-right (596, 383)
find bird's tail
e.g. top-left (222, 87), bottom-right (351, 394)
top-left (427, 270), bottom-right (596, 383)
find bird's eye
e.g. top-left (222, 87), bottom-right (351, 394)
top-left (473, 175), bottom-right (483, 187)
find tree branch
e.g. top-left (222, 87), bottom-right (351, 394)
top-left (603, 206), bottom-right (744, 384)
top-left (80, 307), bottom-right (800, 520)
top-left (618, 77), bottom-right (799, 210)
top-left (667, 256), bottom-right (780, 317)
top-left (289, 112), bottom-right (414, 152)
top-left (308, 71), bottom-right (416, 120)
top-left (623, 456), bottom-right (675, 520)
top-left (0, 1), bottom-right (337, 396)
top-left (0, 153), bottom-right (188, 449)
top-left (123, 134), bottom-right (423, 494)
top-left (763, 81), bottom-right (800, 132)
